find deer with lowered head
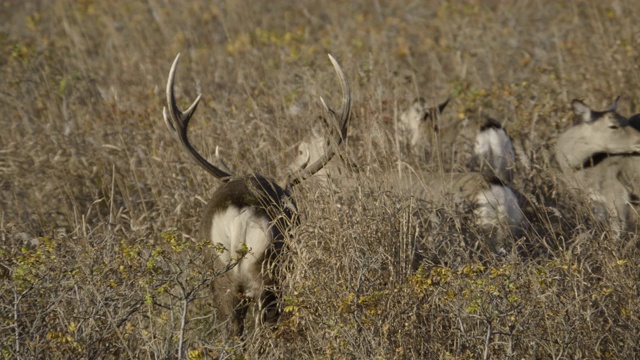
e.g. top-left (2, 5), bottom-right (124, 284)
top-left (556, 97), bottom-right (640, 234)
top-left (401, 120), bottom-right (520, 254)
top-left (394, 97), bottom-right (521, 254)
top-left (162, 53), bottom-right (351, 339)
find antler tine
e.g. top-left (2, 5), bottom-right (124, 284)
top-left (327, 54), bottom-right (351, 139)
top-left (214, 146), bottom-right (234, 174)
top-left (163, 53), bottom-right (233, 181)
top-left (288, 54), bottom-right (351, 187)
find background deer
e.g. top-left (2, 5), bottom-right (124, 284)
top-left (555, 97), bottom-right (640, 233)
top-left (398, 97), bottom-right (450, 167)
top-left (393, 120), bottom-right (521, 255)
top-left (289, 116), bottom-right (356, 190)
top-left (398, 98), bottom-right (503, 172)
top-left (394, 97), bottom-right (522, 254)
top-left (163, 53), bottom-right (351, 339)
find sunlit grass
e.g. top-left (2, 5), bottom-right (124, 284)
top-left (1, 0), bottom-right (640, 358)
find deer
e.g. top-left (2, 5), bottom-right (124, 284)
top-left (398, 97), bottom-right (451, 167)
top-left (393, 96), bottom-right (522, 254)
top-left (395, 120), bottom-right (521, 254)
top-left (162, 53), bottom-right (351, 339)
top-left (555, 97), bottom-right (640, 234)
top-left (399, 97), bottom-right (504, 171)
top-left (288, 115), bottom-right (355, 189)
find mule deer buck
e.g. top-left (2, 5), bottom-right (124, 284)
top-left (397, 119), bottom-right (521, 254)
top-left (556, 97), bottom-right (640, 233)
top-left (163, 53), bottom-right (351, 338)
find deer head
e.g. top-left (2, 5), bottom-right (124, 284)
top-left (556, 97), bottom-right (640, 172)
top-left (399, 98), bottom-right (449, 145)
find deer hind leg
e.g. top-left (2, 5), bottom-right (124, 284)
top-left (233, 297), bottom-right (251, 340)
top-left (212, 273), bottom-right (249, 339)
top-left (259, 288), bottom-right (280, 327)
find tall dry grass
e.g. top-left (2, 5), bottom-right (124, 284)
top-left (1, 0), bottom-right (640, 358)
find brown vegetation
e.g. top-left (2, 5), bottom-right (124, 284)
top-left (1, 1), bottom-right (640, 358)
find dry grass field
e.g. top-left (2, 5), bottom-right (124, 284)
top-left (2, 0), bottom-right (640, 358)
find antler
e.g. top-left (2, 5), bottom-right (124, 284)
top-left (287, 54), bottom-right (351, 187)
top-left (163, 53), bottom-right (233, 181)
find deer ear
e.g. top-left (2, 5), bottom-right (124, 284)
top-left (438, 98), bottom-right (450, 113)
top-left (607, 96), bottom-right (621, 112)
top-left (572, 100), bottom-right (593, 122)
